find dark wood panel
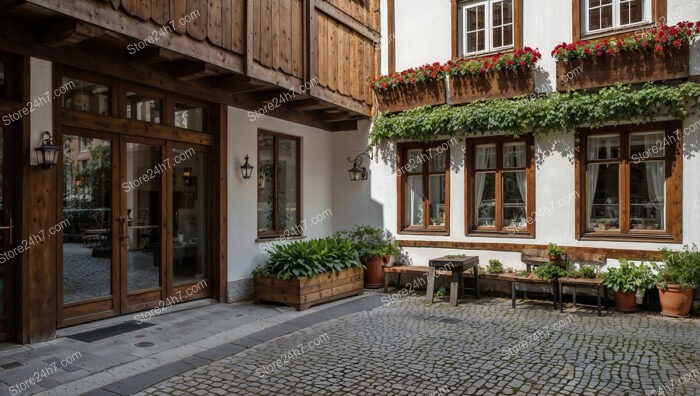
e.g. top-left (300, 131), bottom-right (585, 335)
top-left (398, 240), bottom-right (664, 261)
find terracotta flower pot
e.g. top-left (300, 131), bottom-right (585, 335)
top-left (384, 254), bottom-right (391, 264)
top-left (614, 291), bottom-right (639, 312)
top-left (657, 284), bottom-right (694, 318)
top-left (363, 256), bottom-right (385, 289)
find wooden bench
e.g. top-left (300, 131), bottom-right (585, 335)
top-left (509, 249), bottom-right (564, 309)
top-left (558, 252), bottom-right (608, 316)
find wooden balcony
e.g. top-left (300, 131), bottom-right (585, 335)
top-left (1, 0), bottom-right (378, 130)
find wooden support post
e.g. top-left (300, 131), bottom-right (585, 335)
top-left (511, 282), bottom-right (516, 309)
top-left (449, 270), bottom-right (460, 307)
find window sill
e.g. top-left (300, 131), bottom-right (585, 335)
top-left (255, 235), bottom-right (306, 243)
top-left (466, 231), bottom-right (535, 239)
top-left (579, 232), bottom-right (680, 243)
top-left (459, 46), bottom-right (515, 60)
top-left (398, 229), bottom-right (450, 237)
top-left (582, 22), bottom-right (654, 41)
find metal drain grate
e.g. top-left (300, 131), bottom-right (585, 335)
top-left (67, 321), bottom-right (155, 343)
top-left (437, 318), bottom-right (462, 324)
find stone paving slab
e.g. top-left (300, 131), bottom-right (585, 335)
top-left (135, 296), bottom-right (700, 396)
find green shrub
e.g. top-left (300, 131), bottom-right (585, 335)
top-left (339, 225), bottom-right (400, 261)
top-left (534, 263), bottom-right (568, 280)
top-left (604, 259), bottom-right (656, 293)
top-left (487, 259), bottom-right (504, 274)
top-left (579, 266), bottom-right (597, 279)
top-left (546, 242), bottom-right (566, 258)
top-left (253, 236), bottom-right (362, 280)
top-left (657, 244), bottom-right (700, 289)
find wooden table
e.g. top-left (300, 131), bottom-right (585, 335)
top-left (497, 273), bottom-right (559, 310)
top-left (426, 256), bottom-right (479, 307)
top-left (558, 277), bottom-right (607, 316)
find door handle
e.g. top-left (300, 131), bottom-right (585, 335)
top-left (0, 217), bottom-right (14, 245)
top-left (118, 217), bottom-right (126, 241)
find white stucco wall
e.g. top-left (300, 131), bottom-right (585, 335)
top-left (365, 0), bottom-right (700, 270)
top-left (227, 107), bottom-right (336, 282)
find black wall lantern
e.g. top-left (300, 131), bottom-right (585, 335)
top-left (347, 152), bottom-right (371, 181)
top-left (240, 155), bottom-right (254, 180)
top-left (34, 131), bottom-right (60, 169)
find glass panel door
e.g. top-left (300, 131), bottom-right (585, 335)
top-left (60, 132), bottom-right (119, 325)
top-left (171, 148), bottom-right (208, 284)
top-left (120, 139), bottom-right (165, 312)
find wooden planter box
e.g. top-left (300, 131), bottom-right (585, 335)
top-left (254, 267), bottom-right (363, 311)
top-left (375, 80), bottom-right (446, 113)
top-left (556, 46), bottom-right (689, 91)
top-left (449, 69), bottom-right (534, 105)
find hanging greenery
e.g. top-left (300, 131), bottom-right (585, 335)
top-left (369, 82), bottom-right (700, 147)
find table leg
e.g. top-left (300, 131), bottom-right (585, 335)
top-left (450, 270), bottom-right (460, 307)
top-left (511, 281), bottom-right (516, 309)
top-left (474, 266), bottom-right (480, 298)
top-left (597, 285), bottom-right (602, 317)
top-left (573, 287), bottom-right (577, 308)
top-left (604, 286), bottom-right (609, 309)
top-left (552, 282), bottom-right (557, 310)
top-left (559, 281), bottom-right (564, 313)
top-left (426, 267), bottom-right (436, 304)
top-left (383, 269), bottom-right (389, 293)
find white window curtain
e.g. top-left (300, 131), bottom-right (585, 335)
top-left (586, 136), bottom-right (603, 229)
top-left (505, 143), bottom-right (527, 204)
top-left (588, 134), bottom-right (619, 160)
top-left (640, 132), bottom-right (665, 157)
top-left (645, 161), bottom-right (665, 229)
top-left (475, 145), bottom-right (496, 225)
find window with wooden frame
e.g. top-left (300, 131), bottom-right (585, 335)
top-left (576, 121), bottom-right (681, 242)
top-left (465, 136), bottom-right (534, 236)
top-left (397, 142), bottom-right (450, 234)
top-left (573, 0), bottom-right (665, 40)
top-left (452, 0), bottom-right (522, 58)
top-left (257, 130), bottom-right (301, 238)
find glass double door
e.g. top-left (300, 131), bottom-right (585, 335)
top-left (60, 129), bottom-right (209, 326)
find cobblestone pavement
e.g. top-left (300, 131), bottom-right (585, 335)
top-left (137, 296), bottom-right (700, 396)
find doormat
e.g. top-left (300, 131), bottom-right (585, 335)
top-left (67, 321), bottom-right (155, 343)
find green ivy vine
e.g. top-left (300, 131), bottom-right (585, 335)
top-left (369, 82), bottom-right (700, 147)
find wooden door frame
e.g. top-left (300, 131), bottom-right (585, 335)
top-left (57, 127), bottom-right (121, 328)
top-left (118, 134), bottom-right (168, 314)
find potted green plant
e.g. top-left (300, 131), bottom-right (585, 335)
top-left (487, 259), bottom-right (504, 274)
top-left (596, 218), bottom-right (611, 230)
top-left (656, 245), bottom-right (700, 317)
top-left (546, 242), bottom-right (567, 262)
top-left (342, 226), bottom-right (401, 288)
top-left (252, 236), bottom-right (364, 310)
top-left (604, 259), bottom-right (656, 312)
top-left (534, 262), bottom-right (569, 280)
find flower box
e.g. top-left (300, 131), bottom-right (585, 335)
top-left (556, 45), bottom-right (689, 92)
top-left (374, 80), bottom-right (446, 113)
top-left (254, 267), bottom-right (363, 311)
top-left (449, 69), bottom-right (534, 105)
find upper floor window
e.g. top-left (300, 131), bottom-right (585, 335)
top-left (584, 0), bottom-right (649, 34)
top-left (397, 141), bottom-right (451, 234)
top-left (460, 0), bottom-right (514, 55)
top-left (576, 122), bottom-right (681, 242)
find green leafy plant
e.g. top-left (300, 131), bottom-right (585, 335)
top-left (368, 82), bottom-right (700, 147)
top-left (445, 254), bottom-right (467, 259)
top-left (534, 263), bottom-right (569, 280)
top-left (656, 244), bottom-right (700, 290)
top-left (552, 21), bottom-right (700, 62)
top-left (434, 286), bottom-right (447, 299)
top-left (579, 266), bottom-right (597, 279)
top-left (604, 259), bottom-right (656, 293)
top-left (546, 243), bottom-right (567, 259)
top-left (487, 259), bottom-right (504, 274)
top-left (252, 236), bottom-right (362, 280)
top-left (338, 225), bottom-right (401, 261)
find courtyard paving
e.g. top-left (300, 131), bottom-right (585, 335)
top-left (135, 295), bottom-right (700, 396)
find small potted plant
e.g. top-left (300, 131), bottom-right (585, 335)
top-left (656, 245), bottom-right (700, 317)
top-left (604, 259), bottom-right (656, 312)
top-left (546, 242), bottom-right (567, 262)
top-left (487, 259), bottom-right (504, 274)
top-left (596, 218), bottom-right (611, 230)
top-left (343, 226), bottom-right (401, 288)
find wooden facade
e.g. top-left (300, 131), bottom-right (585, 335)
top-left (0, 0), bottom-right (379, 343)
